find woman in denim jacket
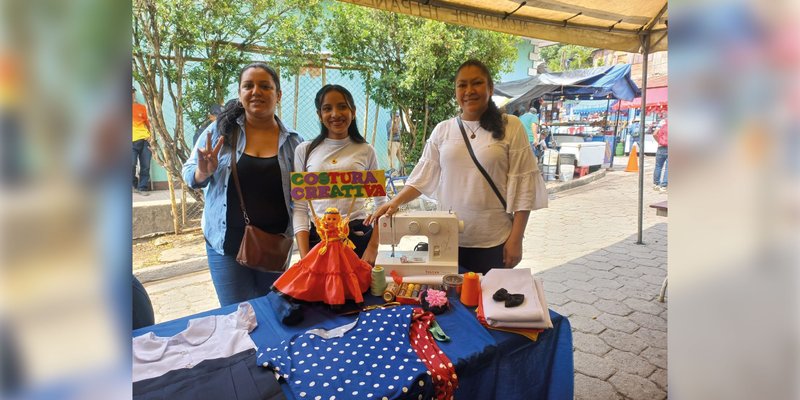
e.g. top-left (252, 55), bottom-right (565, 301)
top-left (183, 63), bottom-right (302, 306)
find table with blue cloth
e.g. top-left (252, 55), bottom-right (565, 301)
top-left (133, 292), bottom-right (573, 400)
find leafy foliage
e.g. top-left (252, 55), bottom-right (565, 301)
top-left (132, 0), bottom-right (322, 198)
top-left (539, 44), bottom-right (596, 72)
top-left (324, 4), bottom-right (518, 163)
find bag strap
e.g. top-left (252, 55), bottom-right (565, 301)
top-left (228, 129), bottom-right (252, 225)
top-left (456, 117), bottom-right (507, 210)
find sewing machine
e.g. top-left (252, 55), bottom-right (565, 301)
top-left (375, 210), bottom-right (464, 279)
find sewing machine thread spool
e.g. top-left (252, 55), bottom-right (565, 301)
top-left (460, 272), bottom-right (480, 307)
top-left (370, 266), bottom-right (388, 296)
top-left (383, 282), bottom-right (400, 302)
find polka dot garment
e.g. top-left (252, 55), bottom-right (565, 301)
top-left (409, 308), bottom-right (458, 400)
top-left (259, 306), bottom-right (433, 400)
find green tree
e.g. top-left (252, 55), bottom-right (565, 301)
top-left (539, 44), bottom-right (596, 72)
top-left (132, 0), bottom-right (322, 201)
top-left (324, 4), bottom-right (518, 163)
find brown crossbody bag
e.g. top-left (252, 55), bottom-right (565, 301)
top-left (229, 130), bottom-right (293, 271)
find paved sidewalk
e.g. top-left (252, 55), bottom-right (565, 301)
top-left (140, 155), bottom-right (667, 399)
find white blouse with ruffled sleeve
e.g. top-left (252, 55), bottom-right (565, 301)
top-left (406, 115), bottom-right (547, 247)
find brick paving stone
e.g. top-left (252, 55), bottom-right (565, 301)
top-left (649, 368), bottom-right (668, 390)
top-left (563, 279), bottom-right (596, 292)
top-left (614, 276), bottom-right (655, 290)
top-left (569, 315), bottom-right (606, 334)
top-left (588, 277), bottom-right (623, 289)
top-left (543, 281), bottom-right (569, 293)
top-left (585, 269), bottom-right (619, 280)
top-left (640, 347), bottom-right (668, 369)
top-left (611, 266), bottom-right (644, 278)
top-left (632, 257), bottom-right (662, 267)
top-left (617, 285), bottom-right (659, 301)
top-left (557, 301), bottom-right (602, 319)
top-left (635, 265), bottom-right (666, 276)
top-left (584, 253), bottom-right (611, 263)
top-left (593, 299), bottom-right (634, 316)
top-left (640, 274), bottom-right (667, 286)
top-left (609, 371), bottom-right (665, 400)
top-left (573, 351), bottom-right (617, 380)
top-left (593, 288), bottom-right (628, 302)
top-left (599, 329), bottom-right (648, 354)
top-left (574, 373), bottom-right (622, 400)
top-left (565, 289), bottom-right (599, 304)
top-left (605, 349), bottom-right (656, 377)
top-left (543, 291), bottom-right (570, 306)
top-left (635, 327), bottom-right (668, 350)
top-left (583, 260), bottom-right (617, 271)
top-left (623, 297), bottom-right (666, 315)
top-left (572, 331), bottom-right (612, 356)
top-left (628, 311), bottom-right (667, 332)
top-left (596, 313), bottom-right (640, 334)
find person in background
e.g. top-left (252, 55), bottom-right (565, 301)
top-left (293, 84), bottom-right (387, 265)
top-left (518, 100), bottom-right (541, 155)
top-left (182, 62), bottom-right (302, 306)
top-left (132, 87), bottom-right (152, 195)
top-left (366, 59), bottom-right (548, 274)
top-left (386, 111), bottom-right (403, 173)
top-left (192, 103), bottom-right (223, 147)
top-left (653, 118), bottom-right (668, 191)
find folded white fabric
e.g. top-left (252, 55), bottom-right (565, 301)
top-left (482, 269), bottom-right (544, 327)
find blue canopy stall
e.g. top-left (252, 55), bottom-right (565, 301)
top-left (495, 64), bottom-right (640, 112)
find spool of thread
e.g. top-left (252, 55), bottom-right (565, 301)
top-left (460, 272), bottom-right (480, 307)
top-left (370, 266), bottom-right (388, 296)
top-left (383, 282), bottom-right (399, 302)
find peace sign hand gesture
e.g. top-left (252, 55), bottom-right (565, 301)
top-left (194, 132), bottom-right (224, 182)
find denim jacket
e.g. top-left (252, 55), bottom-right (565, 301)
top-left (182, 114), bottom-right (302, 255)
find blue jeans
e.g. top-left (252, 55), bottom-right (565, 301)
top-left (653, 146), bottom-right (668, 187)
top-left (205, 242), bottom-right (282, 306)
top-left (132, 139), bottom-right (152, 190)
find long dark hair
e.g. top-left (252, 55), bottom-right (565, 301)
top-left (216, 62), bottom-right (281, 144)
top-left (303, 84), bottom-right (366, 169)
top-left (455, 59), bottom-right (505, 140)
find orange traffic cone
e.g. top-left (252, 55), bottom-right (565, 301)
top-left (625, 144), bottom-right (639, 172)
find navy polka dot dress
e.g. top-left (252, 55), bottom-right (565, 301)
top-left (259, 306), bottom-right (433, 400)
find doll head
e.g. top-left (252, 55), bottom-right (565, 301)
top-left (322, 207), bottom-right (341, 228)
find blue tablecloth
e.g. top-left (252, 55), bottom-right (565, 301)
top-left (133, 293), bottom-right (573, 399)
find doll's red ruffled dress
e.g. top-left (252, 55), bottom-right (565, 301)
top-left (273, 210), bottom-right (372, 305)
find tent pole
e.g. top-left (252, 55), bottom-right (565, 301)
top-left (637, 35), bottom-right (651, 245)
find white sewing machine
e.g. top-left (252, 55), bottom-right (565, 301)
top-left (375, 210), bottom-right (464, 279)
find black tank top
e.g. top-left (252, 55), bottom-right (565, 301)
top-left (223, 154), bottom-right (288, 255)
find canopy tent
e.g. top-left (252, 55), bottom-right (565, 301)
top-left (336, 0), bottom-right (668, 243)
top-left (335, 0), bottom-right (667, 53)
top-left (494, 64), bottom-right (640, 111)
top-left (613, 86), bottom-right (668, 111)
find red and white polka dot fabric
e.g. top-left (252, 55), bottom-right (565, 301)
top-left (409, 308), bottom-right (458, 400)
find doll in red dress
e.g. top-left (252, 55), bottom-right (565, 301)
top-left (272, 207), bottom-right (372, 306)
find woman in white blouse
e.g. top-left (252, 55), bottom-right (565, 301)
top-left (366, 60), bottom-right (547, 273)
top-left (293, 84), bottom-right (387, 265)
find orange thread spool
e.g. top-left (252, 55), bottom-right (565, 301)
top-left (460, 272), bottom-right (480, 307)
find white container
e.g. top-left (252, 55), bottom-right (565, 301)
top-left (558, 142), bottom-right (606, 167)
top-left (543, 149), bottom-right (559, 166)
top-left (560, 165), bottom-right (575, 182)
